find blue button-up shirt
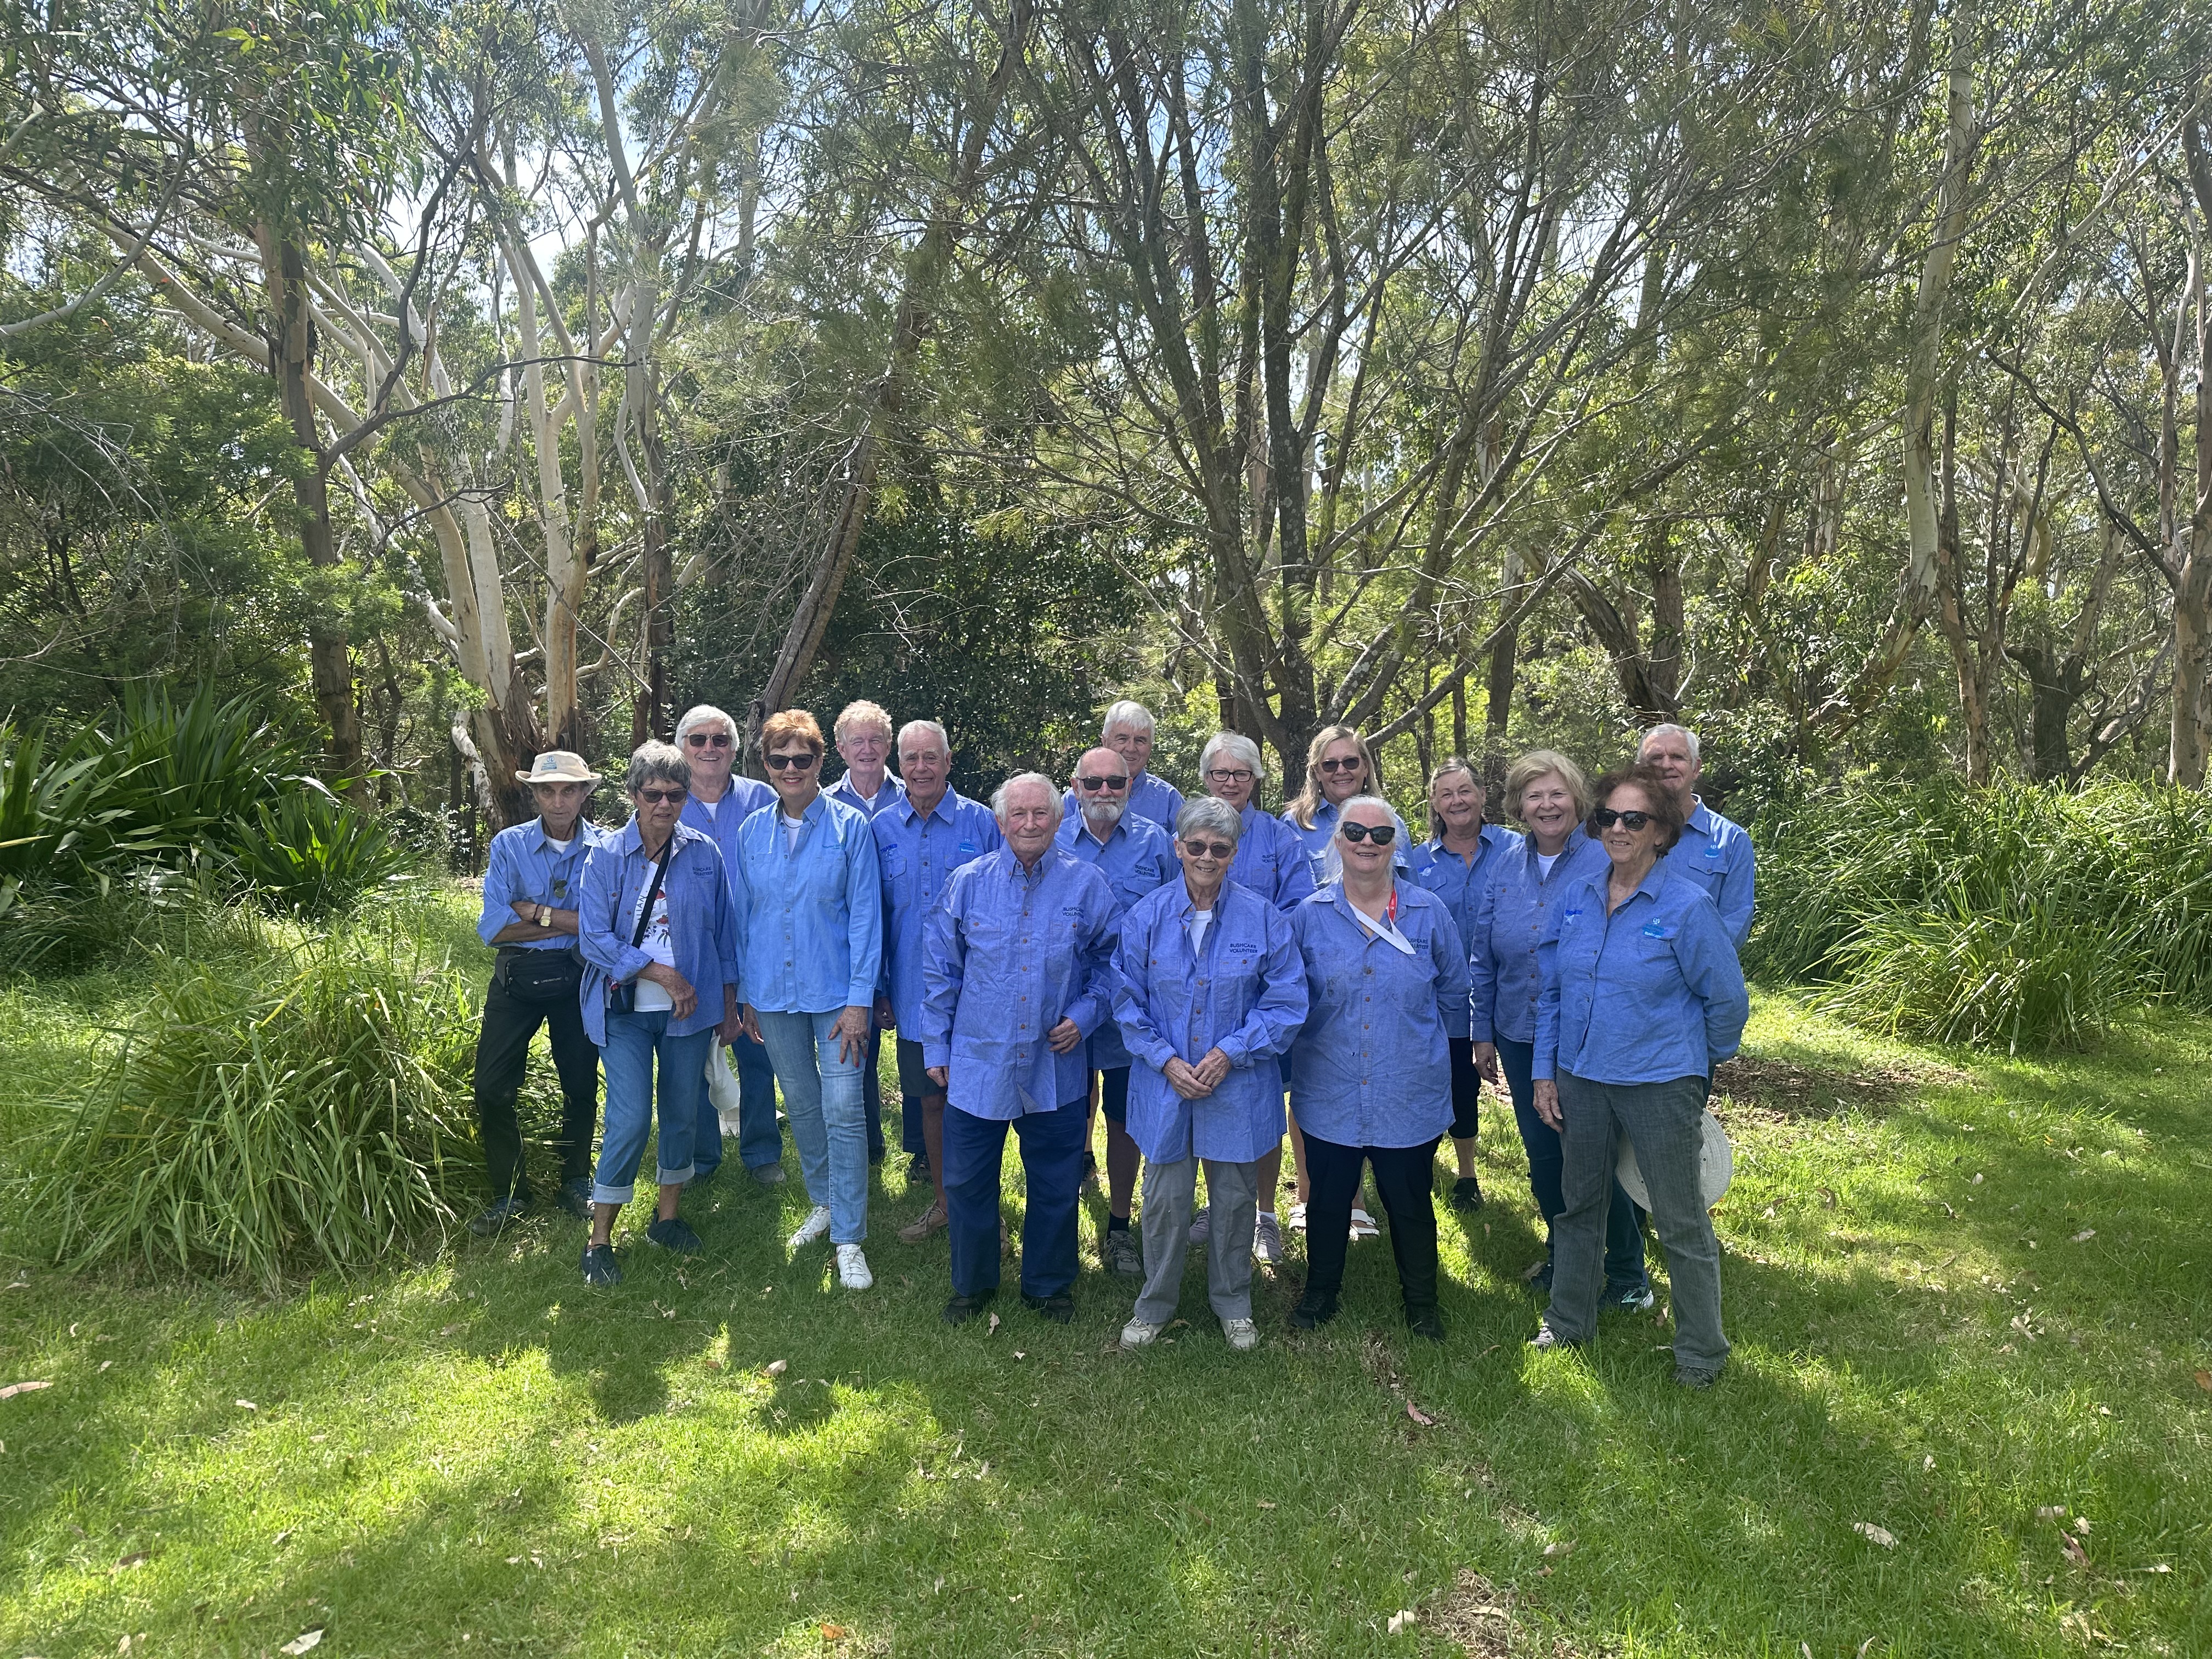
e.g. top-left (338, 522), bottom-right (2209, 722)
top-left (477, 817), bottom-right (607, 948)
top-left (919, 848), bottom-right (1118, 1119)
top-left (826, 769), bottom-right (907, 820)
top-left (1061, 768), bottom-right (1185, 831)
top-left (1056, 811), bottom-right (1177, 1070)
top-left (1286, 883), bottom-right (1470, 1149)
top-left (1283, 798), bottom-right (1412, 886)
top-left (1227, 802), bottom-right (1317, 910)
top-left (1113, 878), bottom-right (1307, 1165)
top-left (730, 792), bottom-right (883, 1014)
top-left (1408, 825), bottom-right (1520, 1034)
top-left (1533, 865), bottom-right (1748, 1086)
top-left (576, 820), bottom-right (739, 1045)
top-left (680, 779), bottom-right (776, 903)
top-left (874, 788), bottom-right (1003, 1032)
top-left (1467, 829), bottom-right (1612, 1045)
top-left (1655, 799), bottom-right (1755, 947)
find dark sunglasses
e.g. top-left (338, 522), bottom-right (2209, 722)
top-left (1076, 773), bottom-right (1131, 791)
top-left (635, 787), bottom-right (686, 805)
top-left (1182, 838), bottom-right (1235, 859)
top-left (1592, 808), bottom-right (1655, 830)
top-left (1317, 756), bottom-right (1364, 774)
top-left (683, 732), bottom-right (732, 749)
top-left (764, 752), bottom-right (818, 770)
top-left (1339, 821), bottom-right (1396, 845)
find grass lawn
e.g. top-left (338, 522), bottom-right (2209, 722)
top-left (1, 895), bottom-right (2208, 1656)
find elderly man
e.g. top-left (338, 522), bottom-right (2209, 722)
top-left (469, 751), bottom-right (608, 1234)
top-left (921, 773), bottom-right (1119, 1324)
top-left (676, 703), bottom-right (785, 1186)
top-left (823, 698), bottom-right (905, 1164)
top-left (1056, 746), bottom-right (1176, 1274)
top-left (1637, 723), bottom-right (1756, 947)
top-left (874, 720), bottom-right (1002, 1243)
top-left (1062, 699), bottom-right (1184, 830)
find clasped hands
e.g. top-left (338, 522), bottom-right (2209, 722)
top-left (1163, 1046), bottom-right (1231, 1101)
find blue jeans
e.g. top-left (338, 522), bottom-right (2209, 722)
top-left (593, 1012), bottom-right (711, 1205)
top-left (1497, 1035), bottom-right (1645, 1289)
top-left (755, 1010), bottom-right (869, 1245)
top-left (943, 1097), bottom-right (1086, 1300)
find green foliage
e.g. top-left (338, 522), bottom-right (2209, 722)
top-left (1752, 780), bottom-right (2212, 1051)
top-left (230, 785), bottom-right (410, 917)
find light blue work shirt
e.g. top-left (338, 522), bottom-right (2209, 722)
top-left (1407, 822), bottom-right (1520, 986)
top-left (1654, 798), bottom-right (1756, 947)
top-left (874, 788), bottom-right (1003, 1034)
top-left (1055, 810), bottom-right (1177, 1071)
top-left (576, 820), bottom-right (739, 1046)
top-left (1467, 828), bottom-right (1612, 1045)
top-left (1226, 802), bottom-right (1317, 910)
top-left (1533, 865), bottom-right (1749, 1086)
top-left (730, 792), bottom-right (883, 1014)
top-left (826, 769), bottom-right (907, 820)
top-left (1061, 768), bottom-right (1185, 831)
top-left (1284, 798), bottom-right (1412, 886)
top-left (477, 817), bottom-right (607, 948)
top-left (1286, 882), bottom-right (1470, 1149)
top-left (680, 778), bottom-right (776, 902)
top-left (1113, 877), bottom-right (1308, 1165)
top-left (919, 848), bottom-right (1119, 1119)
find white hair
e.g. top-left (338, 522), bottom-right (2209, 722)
top-left (1176, 795), bottom-right (1242, 844)
top-left (1199, 730), bottom-right (1263, 778)
top-left (1335, 793), bottom-right (1395, 827)
top-left (834, 699), bottom-right (894, 741)
top-left (896, 719), bottom-right (951, 758)
top-left (1101, 699), bottom-right (1156, 740)
top-left (991, 771), bottom-right (1057, 816)
top-left (1638, 722), bottom-right (1701, 764)
top-left (674, 703), bottom-right (738, 746)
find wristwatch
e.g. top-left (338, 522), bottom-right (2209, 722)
top-left (535, 904), bottom-right (552, 928)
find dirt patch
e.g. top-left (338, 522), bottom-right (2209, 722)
top-left (1426, 1570), bottom-right (1581, 1656)
top-left (1713, 1053), bottom-right (1966, 1121)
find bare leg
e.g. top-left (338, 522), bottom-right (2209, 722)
top-left (1288, 1108), bottom-right (1313, 1205)
top-left (1453, 1134), bottom-right (1480, 1177)
top-left (1256, 1142), bottom-right (1284, 1209)
top-left (1106, 1117), bottom-right (1141, 1222)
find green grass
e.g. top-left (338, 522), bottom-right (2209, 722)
top-left (1, 895), bottom-right (2208, 1655)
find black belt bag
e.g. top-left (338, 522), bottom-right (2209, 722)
top-left (608, 837), bottom-right (674, 1018)
top-left (499, 946), bottom-right (583, 1005)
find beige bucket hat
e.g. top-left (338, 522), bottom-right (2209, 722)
top-left (516, 750), bottom-right (601, 786)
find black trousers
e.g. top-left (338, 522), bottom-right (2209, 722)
top-left (1302, 1132), bottom-right (1442, 1314)
top-left (472, 954), bottom-right (601, 1200)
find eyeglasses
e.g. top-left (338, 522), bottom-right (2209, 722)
top-left (1182, 838), bottom-right (1235, 859)
top-left (1205, 768), bottom-right (1255, 784)
top-left (683, 732), bottom-right (732, 749)
top-left (1339, 821), bottom-right (1396, 845)
top-left (1076, 774), bottom-right (1130, 791)
top-left (1592, 808), bottom-right (1655, 830)
top-left (764, 752), bottom-right (817, 771)
top-left (1317, 756), bottom-right (1364, 774)
top-left (635, 787), bottom-right (686, 805)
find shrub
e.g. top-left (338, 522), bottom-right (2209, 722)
top-left (230, 785), bottom-right (410, 917)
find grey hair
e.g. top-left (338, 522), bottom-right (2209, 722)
top-left (1176, 795), bottom-right (1243, 845)
top-left (673, 703), bottom-right (738, 747)
top-left (896, 718), bottom-right (951, 758)
top-left (625, 740), bottom-right (692, 795)
top-left (834, 699), bottom-right (895, 741)
top-left (1199, 730), bottom-right (1263, 780)
top-left (1638, 721), bottom-right (1701, 764)
top-left (991, 771), bottom-right (1058, 816)
top-left (1334, 793), bottom-right (1394, 830)
top-left (1101, 698), bottom-right (1155, 739)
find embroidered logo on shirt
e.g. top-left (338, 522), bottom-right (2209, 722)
top-left (1703, 843), bottom-right (1724, 860)
top-left (1642, 921), bottom-right (1678, 939)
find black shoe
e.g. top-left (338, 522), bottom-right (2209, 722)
top-left (1407, 1306), bottom-right (1446, 1342)
top-left (1449, 1176), bottom-right (1484, 1211)
top-left (1022, 1293), bottom-right (1075, 1323)
top-left (1674, 1363), bottom-right (1722, 1389)
top-left (1523, 1257), bottom-right (1554, 1295)
top-left (556, 1178), bottom-right (594, 1221)
top-left (907, 1152), bottom-right (931, 1188)
top-left (581, 1243), bottom-right (622, 1287)
top-left (943, 1291), bottom-right (995, 1325)
top-left (470, 1195), bottom-right (529, 1237)
top-left (646, 1215), bottom-right (703, 1254)
top-left (1288, 1289), bottom-right (1339, 1329)
top-left (687, 1164), bottom-right (720, 1189)
top-left (1606, 1278), bottom-right (1657, 1313)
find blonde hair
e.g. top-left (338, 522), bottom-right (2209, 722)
top-left (834, 699), bottom-right (894, 741)
top-left (1286, 725), bottom-right (1381, 831)
top-left (1503, 749), bottom-right (1593, 823)
top-left (1424, 757), bottom-right (1484, 842)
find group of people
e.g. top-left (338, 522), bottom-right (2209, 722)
top-left (472, 698), bottom-right (1753, 1386)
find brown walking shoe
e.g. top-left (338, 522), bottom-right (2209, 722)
top-left (898, 1198), bottom-right (948, 1244)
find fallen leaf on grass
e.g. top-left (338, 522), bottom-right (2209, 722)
top-left (1819, 1187), bottom-right (1838, 1208)
top-left (2138, 1562), bottom-right (2172, 1573)
top-left (278, 1632), bottom-right (324, 1656)
top-left (234, 1400), bottom-right (257, 1411)
top-left (764, 1359), bottom-right (787, 1378)
top-left (1257, 1500), bottom-right (1276, 1509)
top-left (2194, 1370), bottom-right (2210, 1392)
top-left (1852, 1522), bottom-right (1897, 1548)
top-left (1542, 1541), bottom-right (1575, 1558)
top-left (0, 1380), bottom-right (54, 1401)
top-left (986, 1313), bottom-right (1000, 1335)
top-left (2070, 1229), bottom-right (2095, 1243)
top-left (112, 1552), bottom-right (148, 1571)
top-left (440, 1322), bottom-right (465, 1336)
top-left (2036, 1505), bottom-right (2066, 1520)
top-left (273, 1530), bottom-right (293, 1548)
top-left (2060, 1531), bottom-right (2089, 1569)
top-left (820, 1624), bottom-right (848, 1640)
top-left (1013, 1351), bottom-right (1026, 1361)
top-left (1405, 1401), bottom-right (1435, 1427)
top-left (1386, 1610), bottom-right (1418, 1635)
top-left (2072, 1516), bottom-right (2091, 1534)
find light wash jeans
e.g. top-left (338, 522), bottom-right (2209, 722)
top-left (592, 1011), bottom-right (710, 1206)
top-left (754, 1009), bottom-right (868, 1244)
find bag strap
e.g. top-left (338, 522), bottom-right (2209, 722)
top-left (630, 835), bottom-right (675, 948)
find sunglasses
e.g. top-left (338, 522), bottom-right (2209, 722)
top-left (635, 787), bottom-right (686, 805)
top-left (683, 732), bottom-right (732, 749)
top-left (764, 752), bottom-right (818, 771)
top-left (1205, 768), bottom-right (1255, 784)
top-left (1076, 774), bottom-right (1131, 791)
top-left (1317, 756), bottom-right (1364, 774)
top-left (1592, 808), bottom-right (1655, 830)
top-left (1182, 838), bottom-right (1235, 859)
top-left (1338, 821), bottom-right (1396, 845)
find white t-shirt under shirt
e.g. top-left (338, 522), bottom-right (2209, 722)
top-left (545, 834), bottom-right (573, 854)
top-left (1537, 850), bottom-right (1560, 878)
top-left (630, 877), bottom-right (676, 1012)
top-left (1190, 907), bottom-right (1214, 959)
top-left (697, 794), bottom-right (720, 821)
top-left (782, 813), bottom-right (806, 851)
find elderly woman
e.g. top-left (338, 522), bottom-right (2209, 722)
top-left (1114, 797), bottom-right (1307, 1353)
top-left (1530, 764), bottom-right (1749, 1387)
top-left (1287, 795), bottom-right (1469, 1340)
top-left (1468, 751), bottom-right (1643, 1300)
top-left (733, 710), bottom-right (884, 1292)
top-left (1408, 758), bottom-right (1519, 1211)
top-left (576, 742), bottom-right (741, 1288)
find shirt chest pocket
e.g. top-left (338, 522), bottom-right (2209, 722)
top-left (1634, 922), bottom-right (1680, 968)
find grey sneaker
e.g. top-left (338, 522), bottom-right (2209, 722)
top-left (1527, 1324), bottom-right (1581, 1353)
top-left (1103, 1228), bottom-right (1143, 1276)
top-left (1120, 1316), bottom-right (1167, 1348)
top-left (1674, 1363), bottom-right (1723, 1389)
top-left (749, 1163), bottom-right (787, 1186)
top-left (1221, 1317), bottom-right (1260, 1352)
top-left (1187, 1205), bottom-right (1211, 1245)
top-left (1607, 1280), bottom-right (1657, 1313)
top-left (1253, 1211), bottom-right (1284, 1264)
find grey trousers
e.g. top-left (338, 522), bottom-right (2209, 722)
top-left (1545, 1071), bottom-right (1729, 1373)
top-left (1135, 1155), bottom-right (1259, 1324)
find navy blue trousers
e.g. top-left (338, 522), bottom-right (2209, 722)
top-left (943, 1097), bottom-right (1086, 1300)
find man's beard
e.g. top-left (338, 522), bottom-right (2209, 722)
top-left (1083, 798), bottom-right (1127, 832)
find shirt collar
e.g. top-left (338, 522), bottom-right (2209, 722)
top-left (899, 789), bottom-right (958, 827)
top-left (1686, 797), bottom-right (1715, 836)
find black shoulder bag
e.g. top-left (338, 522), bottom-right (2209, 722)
top-left (607, 835), bottom-right (675, 1017)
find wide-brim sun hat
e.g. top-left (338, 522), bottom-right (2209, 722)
top-left (1615, 1107), bottom-right (1734, 1210)
top-left (517, 750), bottom-right (601, 785)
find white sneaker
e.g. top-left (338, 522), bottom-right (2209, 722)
top-left (786, 1205), bottom-right (832, 1250)
top-left (1286, 1202), bottom-right (1307, 1232)
top-left (1221, 1317), bottom-right (1260, 1352)
top-left (1253, 1211), bottom-right (1284, 1264)
top-left (1187, 1204), bottom-right (1211, 1245)
top-left (836, 1243), bottom-right (873, 1290)
top-left (1350, 1207), bottom-right (1379, 1241)
top-left (1120, 1316), bottom-right (1166, 1347)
